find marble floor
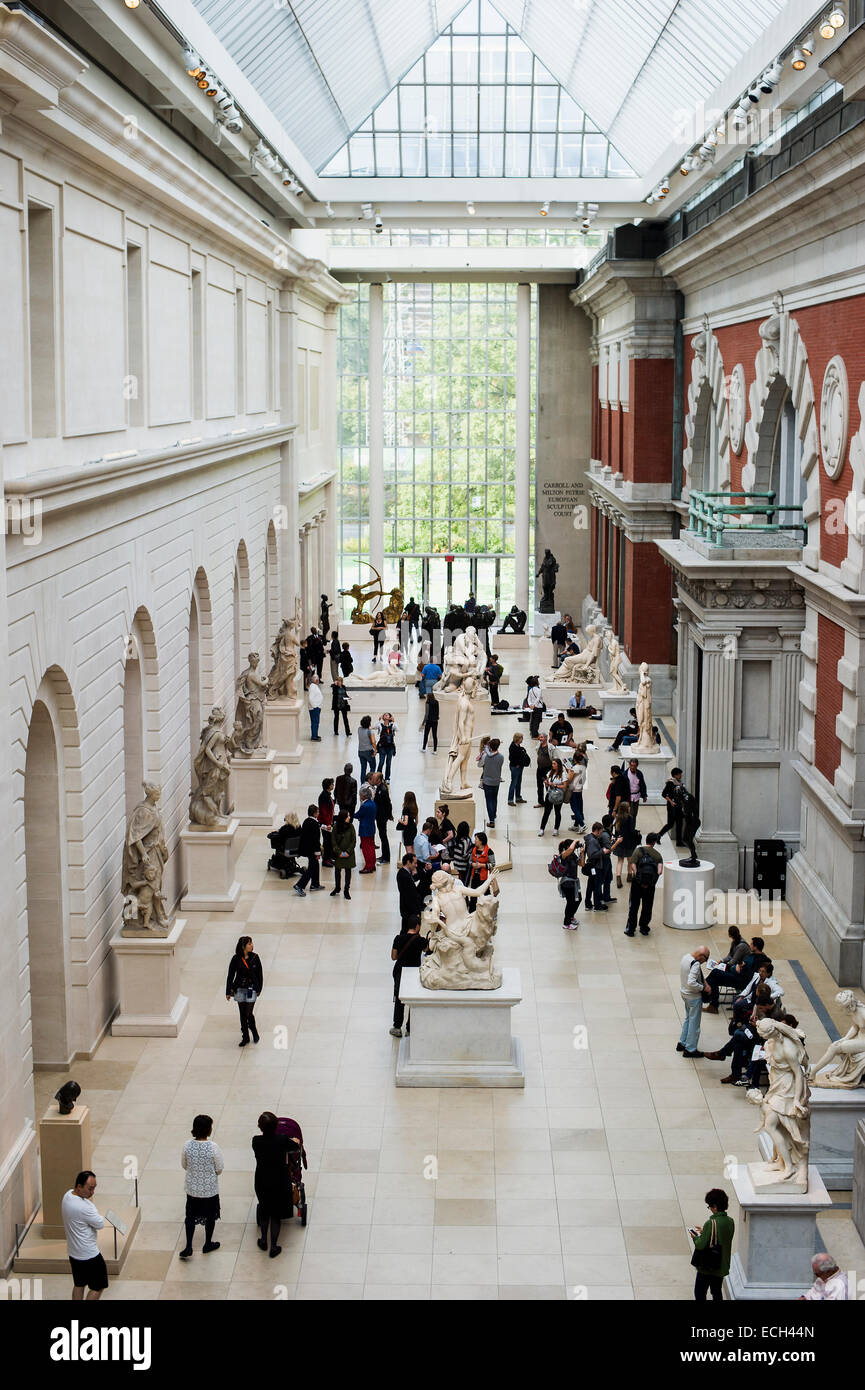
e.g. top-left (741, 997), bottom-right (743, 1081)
top-left (33, 636), bottom-right (865, 1300)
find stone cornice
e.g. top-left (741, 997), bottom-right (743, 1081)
top-left (570, 258), bottom-right (679, 320)
top-left (588, 465), bottom-right (675, 543)
top-left (821, 25), bottom-right (865, 102)
top-left (793, 758), bottom-right (865, 840)
top-left (788, 561), bottom-right (865, 627)
top-left (0, 3), bottom-right (87, 109)
top-left (4, 423), bottom-right (293, 527)
top-left (658, 121), bottom-right (865, 298)
top-left (658, 538), bottom-right (806, 616)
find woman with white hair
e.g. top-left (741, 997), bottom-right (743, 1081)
top-left (800, 1253), bottom-right (848, 1300)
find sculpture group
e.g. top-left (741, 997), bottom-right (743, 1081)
top-left (549, 624), bottom-right (603, 684)
top-left (440, 675), bottom-right (479, 798)
top-left (420, 870), bottom-right (502, 990)
top-left (747, 1017), bottom-right (812, 1190)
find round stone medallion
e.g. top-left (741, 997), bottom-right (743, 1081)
top-left (728, 364), bottom-right (746, 455)
top-left (820, 355), bottom-right (849, 479)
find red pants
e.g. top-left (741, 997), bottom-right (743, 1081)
top-left (360, 836), bottom-right (377, 870)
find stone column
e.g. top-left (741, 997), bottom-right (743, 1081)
top-left (515, 282), bottom-right (531, 613)
top-left (278, 282), bottom-right (300, 615)
top-left (298, 525), bottom-right (309, 628)
top-left (368, 282), bottom-right (384, 580)
top-left (315, 509), bottom-right (327, 623)
top-left (698, 630), bottom-right (742, 883)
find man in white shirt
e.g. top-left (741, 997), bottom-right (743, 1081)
top-left (800, 1253), bottom-right (848, 1300)
top-left (735, 960), bottom-right (785, 1008)
top-left (61, 1170), bottom-right (108, 1299)
top-left (526, 679), bottom-right (544, 738)
top-left (678, 946), bottom-right (711, 1058)
top-left (307, 674), bottom-right (323, 741)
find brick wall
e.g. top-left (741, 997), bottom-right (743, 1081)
top-left (814, 613), bottom-right (844, 784)
top-left (623, 539), bottom-right (672, 664)
top-left (627, 358), bottom-right (674, 482)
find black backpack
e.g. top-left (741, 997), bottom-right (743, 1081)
top-left (633, 848), bottom-right (658, 886)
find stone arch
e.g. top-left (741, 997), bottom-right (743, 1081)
top-left (743, 311), bottom-right (820, 567)
top-left (122, 605), bottom-right (160, 821)
top-left (189, 567), bottom-right (214, 778)
top-left (22, 666), bottom-right (82, 1066)
top-left (234, 539), bottom-right (251, 676)
top-left (682, 327), bottom-right (730, 500)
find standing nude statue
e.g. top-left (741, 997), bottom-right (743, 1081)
top-left (440, 675), bottom-right (479, 797)
top-left (633, 662), bottom-right (657, 753)
top-left (605, 632), bottom-right (627, 693)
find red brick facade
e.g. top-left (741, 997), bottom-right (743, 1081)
top-left (622, 539), bottom-right (672, 665)
top-left (626, 358), bottom-right (674, 483)
top-left (814, 614), bottom-right (845, 785)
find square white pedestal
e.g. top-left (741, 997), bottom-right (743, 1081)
top-left (396, 966), bottom-right (525, 1087)
top-left (493, 632), bottom-right (529, 650)
top-left (725, 1166), bottom-right (833, 1299)
top-left (265, 699), bottom-right (302, 763)
top-left (804, 1088), bottom-right (865, 1190)
top-left (662, 859), bottom-right (716, 929)
top-left (596, 690), bottom-right (639, 738)
top-left (435, 690), bottom-right (492, 742)
top-left (111, 917), bottom-right (189, 1036)
top-left (231, 749), bottom-right (278, 826)
top-left (533, 609), bottom-right (559, 637)
top-left (541, 680), bottom-right (603, 713)
top-left (180, 819), bottom-right (241, 912)
top-left (343, 687), bottom-right (408, 715)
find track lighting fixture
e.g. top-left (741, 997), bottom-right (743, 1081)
top-left (791, 47), bottom-right (807, 69)
top-left (747, 84), bottom-right (761, 103)
top-left (374, 211), bottom-right (383, 233)
top-left (361, 202), bottom-right (374, 220)
top-left (183, 48), bottom-right (202, 76)
top-left (124, 0), bottom-right (140, 8)
top-left (658, 180), bottom-right (670, 197)
top-left (818, 14), bottom-right (835, 38)
top-left (466, 200), bottom-right (475, 215)
top-left (539, 200), bottom-right (550, 216)
top-left (325, 202), bottom-right (335, 218)
top-left (829, 4), bottom-right (845, 29)
top-left (800, 33), bottom-right (815, 56)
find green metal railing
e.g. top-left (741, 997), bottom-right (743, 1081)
top-left (687, 490), bottom-right (806, 546)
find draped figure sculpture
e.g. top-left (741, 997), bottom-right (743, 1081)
top-left (189, 706), bottom-right (234, 827)
top-left (809, 991), bottom-right (865, 1089)
top-left (440, 675), bottom-right (478, 798)
top-left (267, 613), bottom-right (300, 701)
top-left (633, 661), bottom-right (657, 753)
top-left (420, 870), bottom-right (502, 990)
top-left (121, 782), bottom-right (172, 933)
top-left (605, 631), bottom-right (628, 693)
top-left (233, 652), bottom-right (269, 755)
top-left (549, 625), bottom-right (603, 684)
top-left (747, 1018), bottom-right (811, 1190)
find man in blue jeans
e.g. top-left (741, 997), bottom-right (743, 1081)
top-left (678, 946), bottom-right (711, 1057)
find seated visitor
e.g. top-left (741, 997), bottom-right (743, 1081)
top-left (547, 713), bottom-right (575, 748)
top-left (607, 709), bottom-right (637, 752)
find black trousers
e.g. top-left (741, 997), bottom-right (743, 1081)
top-left (626, 882), bottom-right (656, 932)
top-left (333, 707), bottom-right (350, 734)
top-left (237, 1000), bottom-right (259, 1042)
top-left (529, 707), bottom-right (543, 737)
top-left (694, 1272), bottom-right (723, 1301)
top-left (372, 631), bottom-right (383, 657)
top-left (423, 720), bottom-right (438, 750)
top-left (334, 865), bottom-right (352, 892)
top-left (297, 855), bottom-right (320, 890)
top-left (540, 799), bottom-right (562, 831)
top-left (659, 808), bottom-right (685, 844)
top-left (488, 681), bottom-right (499, 705)
top-left (321, 828), bottom-right (333, 863)
top-left (536, 768), bottom-right (548, 803)
top-left (258, 1213), bottom-right (282, 1252)
top-left (560, 879), bottom-right (580, 925)
top-left (377, 817), bottom-right (390, 862)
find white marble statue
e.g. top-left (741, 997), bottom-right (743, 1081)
top-left (633, 661), bottom-right (657, 752)
top-left (420, 869), bottom-right (502, 990)
top-left (605, 631), bottom-right (628, 693)
top-left (348, 643), bottom-right (407, 687)
top-left (440, 674), bottom-right (478, 798)
top-left (809, 991), bottom-right (865, 1089)
top-left (267, 612), bottom-right (300, 701)
top-left (549, 625), bottom-right (603, 684)
top-left (435, 625), bottom-right (486, 693)
top-left (121, 782), bottom-right (172, 933)
top-left (233, 651), bottom-right (269, 754)
top-left (747, 1018), bottom-right (811, 1189)
top-left (189, 706), bottom-right (234, 827)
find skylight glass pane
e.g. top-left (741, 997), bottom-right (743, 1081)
top-left (404, 58), bottom-right (425, 83)
top-left (505, 132), bottom-right (529, 176)
top-left (401, 134), bottom-right (425, 176)
top-left (399, 86), bottom-right (424, 129)
top-left (479, 0), bottom-right (506, 32)
top-left (426, 85), bottom-right (450, 132)
top-left (506, 86), bottom-right (531, 130)
top-left (452, 0), bottom-right (479, 32)
top-left (349, 134), bottom-right (375, 174)
top-left (534, 86), bottom-right (558, 132)
top-left (479, 85), bottom-right (504, 129)
top-left (321, 145), bottom-right (349, 176)
top-left (531, 132), bottom-right (555, 176)
top-left (508, 44), bottom-right (533, 83)
top-left (452, 86), bottom-right (476, 132)
top-left (557, 93), bottom-right (584, 131)
top-left (606, 146), bottom-right (635, 176)
top-left (376, 134), bottom-right (401, 175)
top-left (373, 89), bottom-right (399, 129)
top-left (581, 134), bottom-right (607, 176)
top-left (556, 133), bottom-right (582, 176)
top-left (425, 40), bottom-right (451, 83)
top-left (478, 131), bottom-right (504, 175)
top-left (452, 36), bottom-right (479, 83)
top-left (426, 135), bottom-right (451, 176)
top-left (453, 133), bottom-right (478, 176)
top-left (479, 38), bottom-right (506, 81)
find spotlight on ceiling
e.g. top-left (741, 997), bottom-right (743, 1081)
top-left (791, 47), bottom-right (807, 69)
top-left (539, 200), bottom-right (550, 216)
top-left (466, 200), bottom-right (476, 215)
top-left (325, 202), bottom-right (335, 218)
top-left (645, 192), bottom-right (656, 205)
top-left (766, 57), bottom-right (784, 84)
top-left (829, 4), bottom-right (846, 29)
top-left (374, 210), bottom-right (383, 233)
top-left (361, 202), bottom-right (373, 220)
top-left (580, 218), bottom-right (591, 232)
top-left (183, 49), bottom-right (202, 76)
top-left (124, 0), bottom-right (140, 7)
top-left (800, 33), bottom-right (815, 56)
top-left (818, 13), bottom-right (835, 38)
top-left (747, 84), bottom-right (761, 103)
top-left (658, 179), bottom-right (670, 196)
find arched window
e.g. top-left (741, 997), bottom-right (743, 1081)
top-left (771, 393), bottom-right (806, 529)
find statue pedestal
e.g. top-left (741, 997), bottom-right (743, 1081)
top-left (180, 820), bottom-right (241, 913)
top-left (436, 794), bottom-right (475, 834)
top-left (343, 686), bottom-right (408, 715)
top-left (532, 608), bottom-right (559, 638)
top-left (395, 966), bottom-right (525, 1088)
top-left (265, 699), bottom-right (302, 764)
top-left (540, 679), bottom-right (603, 712)
top-left (662, 859), bottom-right (716, 929)
top-left (36, 1103), bottom-right (91, 1239)
top-left (596, 689), bottom-right (639, 738)
top-left (854, 1120), bottom-right (865, 1245)
top-left (724, 1165), bottom-right (832, 1299)
top-left (621, 746), bottom-right (673, 803)
top-left (435, 689), bottom-right (492, 742)
top-left (792, 1089), bottom-right (865, 1190)
top-left (230, 750), bottom-right (278, 826)
top-left (111, 917), bottom-right (189, 1036)
top-left (493, 632), bottom-right (529, 650)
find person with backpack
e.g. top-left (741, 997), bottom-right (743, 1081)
top-left (581, 822), bottom-right (608, 912)
top-left (331, 676), bottom-right (351, 735)
top-left (625, 832), bottom-right (664, 936)
top-left (507, 732), bottom-right (531, 806)
top-left (550, 837), bottom-right (582, 930)
top-left (450, 820), bottom-right (473, 884)
top-left (375, 712), bottom-right (398, 781)
top-left (389, 915), bottom-right (430, 1037)
top-left (480, 737), bottom-right (504, 827)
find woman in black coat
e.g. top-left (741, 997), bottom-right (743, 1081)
top-left (252, 1112), bottom-right (299, 1258)
top-left (225, 936), bottom-right (263, 1046)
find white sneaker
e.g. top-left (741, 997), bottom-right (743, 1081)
top-left (538, 829), bottom-right (545, 837)
top-left (568, 922), bottom-right (579, 930)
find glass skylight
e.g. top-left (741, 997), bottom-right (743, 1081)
top-left (319, 0), bottom-right (633, 179)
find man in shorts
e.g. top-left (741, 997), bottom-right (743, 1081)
top-left (62, 1170), bottom-right (108, 1299)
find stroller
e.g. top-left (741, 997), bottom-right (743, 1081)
top-left (267, 824), bottom-right (301, 879)
top-left (276, 1117), bottom-right (308, 1226)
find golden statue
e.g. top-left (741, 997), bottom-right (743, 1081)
top-left (339, 562), bottom-right (403, 625)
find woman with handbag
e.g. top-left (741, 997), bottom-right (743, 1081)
top-left (689, 1188), bottom-right (735, 1301)
top-left (369, 611), bottom-right (387, 661)
top-left (252, 1111), bottom-right (300, 1259)
top-left (538, 758), bottom-right (569, 836)
top-left (225, 936), bottom-right (263, 1046)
